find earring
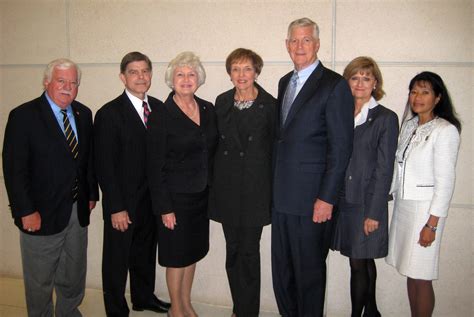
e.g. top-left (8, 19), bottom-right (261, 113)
top-left (373, 86), bottom-right (376, 90)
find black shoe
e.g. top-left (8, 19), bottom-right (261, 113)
top-left (151, 295), bottom-right (171, 309)
top-left (132, 295), bottom-right (170, 313)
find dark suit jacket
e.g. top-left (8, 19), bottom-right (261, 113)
top-left (94, 91), bottom-right (162, 222)
top-left (209, 84), bottom-right (276, 226)
top-left (3, 93), bottom-right (99, 235)
top-left (147, 92), bottom-right (218, 215)
top-left (341, 105), bottom-right (399, 220)
top-left (273, 62), bottom-right (354, 216)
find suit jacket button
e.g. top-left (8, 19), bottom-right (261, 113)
top-left (221, 134), bottom-right (226, 139)
top-left (239, 152), bottom-right (244, 157)
top-left (348, 175), bottom-right (352, 180)
top-left (223, 151), bottom-right (228, 155)
top-left (248, 136), bottom-right (253, 141)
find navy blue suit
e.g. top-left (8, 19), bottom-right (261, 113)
top-left (272, 62), bottom-right (354, 317)
top-left (3, 93), bottom-right (98, 234)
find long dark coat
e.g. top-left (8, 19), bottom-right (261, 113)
top-left (208, 84), bottom-right (276, 227)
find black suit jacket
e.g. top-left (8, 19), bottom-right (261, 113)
top-left (208, 84), bottom-right (276, 226)
top-left (3, 93), bottom-right (98, 235)
top-left (147, 92), bottom-right (218, 215)
top-left (94, 91), bottom-right (162, 222)
top-left (273, 62), bottom-right (354, 216)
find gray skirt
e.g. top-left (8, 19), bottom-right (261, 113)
top-left (331, 200), bottom-right (388, 259)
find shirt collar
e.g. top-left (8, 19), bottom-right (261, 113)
top-left (354, 96), bottom-right (378, 128)
top-left (125, 89), bottom-right (149, 109)
top-left (45, 92), bottom-right (72, 114)
top-left (294, 60), bottom-right (319, 84)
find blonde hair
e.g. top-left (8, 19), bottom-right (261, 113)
top-left (343, 56), bottom-right (385, 101)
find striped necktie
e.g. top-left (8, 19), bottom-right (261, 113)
top-left (61, 109), bottom-right (79, 200)
top-left (143, 101), bottom-right (150, 128)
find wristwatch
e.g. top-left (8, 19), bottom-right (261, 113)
top-left (424, 223), bottom-right (437, 232)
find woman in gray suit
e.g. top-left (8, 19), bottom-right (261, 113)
top-left (208, 48), bottom-right (276, 317)
top-left (331, 56), bottom-right (399, 317)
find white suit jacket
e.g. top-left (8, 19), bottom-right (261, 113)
top-left (391, 116), bottom-right (460, 217)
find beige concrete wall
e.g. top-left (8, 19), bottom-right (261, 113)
top-left (1, 0), bottom-right (472, 315)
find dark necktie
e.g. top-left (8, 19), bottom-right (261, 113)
top-left (143, 101), bottom-right (150, 128)
top-left (61, 109), bottom-right (79, 200)
top-left (281, 72), bottom-right (299, 124)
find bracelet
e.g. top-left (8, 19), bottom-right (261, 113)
top-left (424, 223), bottom-right (437, 232)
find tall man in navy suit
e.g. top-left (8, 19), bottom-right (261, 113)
top-left (3, 58), bottom-right (99, 316)
top-left (271, 18), bottom-right (354, 317)
top-left (95, 52), bottom-right (170, 316)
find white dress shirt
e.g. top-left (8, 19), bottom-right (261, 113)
top-left (125, 89), bottom-right (150, 126)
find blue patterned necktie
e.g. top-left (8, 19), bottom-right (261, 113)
top-left (281, 72), bottom-right (299, 124)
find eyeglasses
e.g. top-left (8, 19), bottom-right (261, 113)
top-left (55, 78), bottom-right (79, 88)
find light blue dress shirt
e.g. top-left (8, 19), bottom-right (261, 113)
top-left (45, 92), bottom-right (79, 142)
top-left (294, 60), bottom-right (320, 97)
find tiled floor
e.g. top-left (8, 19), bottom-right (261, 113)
top-left (0, 277), bottom-right (279, 317)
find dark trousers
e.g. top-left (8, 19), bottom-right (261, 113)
top-left (271, 212), bottom-right (333, 317)
top-left (222, 224), bottom-right (263, 317)
top-left (102, 202), bottom-right (157, 317)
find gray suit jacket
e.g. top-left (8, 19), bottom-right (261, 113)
top-left (342, 105), bottom-right (399, 220)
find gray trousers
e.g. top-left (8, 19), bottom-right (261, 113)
top-left (20, 203), bottom-right (87, 317)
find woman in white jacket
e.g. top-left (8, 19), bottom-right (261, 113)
top-left (386, 71), bottom-right (461, 317)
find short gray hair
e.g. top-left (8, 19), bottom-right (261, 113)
top-left (43, 58), bottom-right (81, 85)
top-left (165, 51), bottom-right (206, 89)
top-left (287, 17), bottom-right (319, 40)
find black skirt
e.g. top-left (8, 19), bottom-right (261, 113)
top-left (157, 188), bottom-right (209, 268)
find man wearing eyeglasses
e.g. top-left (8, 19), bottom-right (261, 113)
top-left (3, 58), bottom-right (98, 316)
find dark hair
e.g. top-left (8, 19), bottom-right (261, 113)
top-left (343, 56), bottom-right (385, 101)
top-left (120, 51), bottom-right (152, 73)
top-left (405, 71), bottom-right (462, 133)
top-left (225, 48), bottom-right (264, 75)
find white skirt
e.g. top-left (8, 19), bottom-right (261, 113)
top-left (386, 196), bottom-right (446, 280)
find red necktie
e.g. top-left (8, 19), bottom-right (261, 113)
top-left (143, 101), bottom-right (150, 128)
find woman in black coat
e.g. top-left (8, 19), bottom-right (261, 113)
top-left (208, 48), bottom-right (276, 317)
top-left (330, 56), bottom-right (399, 316)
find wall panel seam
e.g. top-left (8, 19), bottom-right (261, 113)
top-left (1, 62), bottom-right (473, 68)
